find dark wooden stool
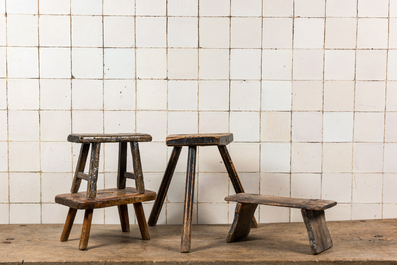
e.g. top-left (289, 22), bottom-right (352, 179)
top-left (225, 193), bottom-right (337, 255)
top-left (55, 133), bottom-right (156, 250)
top-left (148, 133), bottom-right (258, 253)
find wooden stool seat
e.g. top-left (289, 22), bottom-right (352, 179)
top-left (55, 188), bottom-right (156, 209)
top-left (67, 133), bottom-right (152, 143)
top-left (148, 133), bottom-right (257, 253)
top-left (166, 133), bottom-right (233, 146)
top-left (55, 133), bottom-right (155, 250)
top-left (225, 193), bottom-right (337, 255)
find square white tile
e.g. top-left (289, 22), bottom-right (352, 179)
top-left (383, 174), bottom-right (397, 202)
top-left (136, 17), bottom-right (166, 48)
top-left (323, 143), bottom-right (353, 172)
top-left (71, 0), bottom-right (102, 15)
top-left (354, 112), bottom-right (384, 142)
top-left (136, 111), bottom-right (167, 141)
top-left (358, 0), bottom-right (389, 17)
top-left (8, 111), bottom-right (39, 141)
top-left (356, 50), bottom-right (387, 81)
top-left (40, 79), bottom-right (71, 110)
top-left (103, 111), bottom-right (135, 134)
top-left (230, 81), bottom-right (260, 111)
top-left (291, 173), bottom-right (321, 199)
top-left (9, 142), bottom-right (40, 171)
top-left (72, 111), bottom-right (103, 133)
top-left (385, 113), bottom-right (397, 142)
top-left (199, 18), bottom-right (229, 48)
top-left (104, 80), bottom-right (135, 111)
top-left (326, 0), bottom-right (357, 17)
top-left (198, 112), bottom-right (229, 134)
top-left (168, 17), bottom-right (198, 48)
top-left (168, 49), bottom-right (198, 79)
top-left (199, 0), bottom-right (230, 16)
top-left (168, 0), bottom-right (198, 16)
top-left (292, 81), bottom-right (323, 111)
top-left (168, 112), bottom-right (198, 134)
top-left (355, 81), bottom-right (385, 111)
top-left (40, 48), bottom-right (71, 78)
top-left (103, 0), bottom-right (135, 15)
top-left (261, 143), bottom-right (291, 172)
top-left (41, 142), bottom-right (72, 172)
top-left (7, 0), bottom-right (38, 14)
top-left (357, 18), bottom-right (388, 49)
top-left (353, 174), bottom-right (382, 203)
top-left (104, 48), bottom-right (135, 79)
top-left (39, 0), bottom-right (70, 14)
top-left (72, 16), bottom-right (102, 47)
top-left (295, 0), bottom-right (325, 17)
top-left (9, 173), bottom-right (40, 203)
top-left (72, 79), bottom-right (103, 110)
top-left (322, 173), bottom-right (352, 203)
top-left (40, 111), bottom-right (71, 141)
top-left (231, 0), bottom-right (262, 16)
top-left (198, 81), bottom-right (229, 111)
top-left (168, 81), bottom-right (198, 111)
top-left (292, 112), bottom-right (322, 142)
top-left (7, 47), bottom-right (39, 78)
top-left (294, 18), bottom-right (324, 49)
top-left (10, 204), bottom-right (40, 224)
top-left (324, 81), bottom-right (355, 111)
top-left (263, 0), bottom-right (293, 17)
top-left (72, 48), bottom-right (103, 78)
top-left (199, 49), bottom-right (229, 79)
top-left (261, 81), bottom-right (292, 111)
top-left (293, 50), bottom-right (324, 80)
top-left (230, 49), bottom-right (261, 80)
top-left (324, 50), bottom-right (355, 80)
top-left (386, 82), bottom-right (397, 111)
top-left (136, 48), bottom-right (166, 79)
top-left (8, 79), bottom-right (39, 110)
top-left (384, 144), bottom-right (397, 173)
top-left (136, 0), bottom-right (165, 16)
top-left (104, 17), bottom-right (134, 48)
top-left (39, 15), bottom-right (70, 46)
top-left (229, 143), bottom-right (260, 172)
top-left (231, 18), bottom-right (262, 48)
top-left (353, 143), bottom-right (384, 172)
top-left (325, 18), bottom-right (357, 49)
top-left (291, 143), bottom-right (322, 173)
top-left (262, 18), bottom-right (293, 49)
top-left (323, 112), bottom-right (353, 142)
top-left (262, 50), bottom-right (292, 80)
top-left (261, 112), bottom-right (291, 142)
top-left (136, 80), bottom-right (167, 110)
top-left (230, 112), bottom-right (260, 141)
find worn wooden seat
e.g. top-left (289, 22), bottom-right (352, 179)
top-left (55, 133), bottom-right (155, 250)
top-left (148, 133), bottom-right (257, 253)
top-left (225, 193), bottom-right (337, 255)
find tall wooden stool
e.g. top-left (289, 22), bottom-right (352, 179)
top-left (55, 133), bottom-right (156, 250)
top-left (148, 133), bottom-right (258, 253)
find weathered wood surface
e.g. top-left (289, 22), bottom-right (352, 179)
top-left (181, 146), bottom-right (197, 253)
top-left (117, 142), bottom-right (127, 189)
top-left (60, 208), bottom-right (77, 242)
top-left (79, 209), bottom-right (93, 250)
top-left (131, 141), bottom-right (145, 193)
top-left (226, 202), bottom-right (258, 243)
top-left (166, 133), bottom-right (233, 146)
top-left (71, 143), bottom-right (90, 193)
top-left (55, 187), bottom-right (156, 209)
top-left (68, 133), bottom-right (152, 143)
top-left (117, 204), bottom-right (130, 232)
top-left (218, 145), bottom-right (258, 228)
top-left (225, 193), bottom-right (337, 211)
top-left (148, 146), bottom-right (182, 226)
top-left (134, 202), bottom-right (150, 240)
top-left (86, 142), bottom-right (101, 198)
top-left (302, 209), bottom-right (333, 255)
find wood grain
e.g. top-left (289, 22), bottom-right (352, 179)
top-left (302, 209), bottom-right (333, 254)
top-left (60, 208), bottom-right (77, 242)
top-left (131, 141), bottom-right (145, 193)
top-left (68, 133), bottom-right (152, 143)
top-left (225, 193), bottom-right (337, 211)
top-left (87, 142), bottom-right (101, 198)
top-left (226, 202), bottom-right (258, 243)
top-left (118, 204), bottom-right (130, 232)
top-left (55, 187), bottom-right (156, 209)
top-left (134, 202), bottom-right (150, 240)
top-left (117, 142), bottom-right (127, 189)
top-left (166, 133), bottom-right (233, 146)
top-left (79, 209), bottom-right (93, 250)
top-left (181, 146), bottom-right (197, 253)
top-left (148, 146), bottom-right (182, 226)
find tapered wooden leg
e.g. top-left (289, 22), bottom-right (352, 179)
top-left (87, 143), bottom-right (101, 198)
top-left (218, 145), bottom-right (258, 228)
top-left (181, 146), bottom-right (197, 253)
top-left (227, 203), bottom-right (258, 243)
top-left (60, 208), bottom-right (77, 242)
top-left (134, 202), bottom-right (150, 240)
top-left (301, 209), bottom-right (333, 255)
top-left (131, 142), bottom-right (145, 193)
top-left (79, 209), bottom-right (94, 250)
top-left (117, 142), bottom-right (127, 189)
top-left (118, 205), bottom-right (130, 232)
top-left (148, 146), bottom-right (182, 226)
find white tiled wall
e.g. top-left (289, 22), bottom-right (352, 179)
top-left (0, 0), bottom-right (397, 225)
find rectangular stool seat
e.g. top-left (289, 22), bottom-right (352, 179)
top-left (56, 188), bottom-right (156, 209)
top-left (67, 133), bottom-right (152, 143)
top-left (166, 133), bottom-right (233, 146)
top-left (225, 193), bottom-right (336, 210)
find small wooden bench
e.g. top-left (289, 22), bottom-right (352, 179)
top-left (225, 193), bottom-right (337, 255)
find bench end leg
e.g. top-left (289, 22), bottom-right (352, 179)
top-left (227, 203), bottom-right (258, 243)
top-left (301, 209), bottom-right (333, 255)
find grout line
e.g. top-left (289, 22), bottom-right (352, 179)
top-left (320, 0), bottom-right (327, 201)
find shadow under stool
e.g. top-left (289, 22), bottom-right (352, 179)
top-left (55, 133), bottom-right (156, 250)
top-left (148, 133), bottom-right (258, 253)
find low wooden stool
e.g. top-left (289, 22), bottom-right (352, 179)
top-left (225, 193), bottom-right (337, 254)
top-left (148, 133), bottom-right (257, 253)
top-left (55, 133), bottom-right (156, 250)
